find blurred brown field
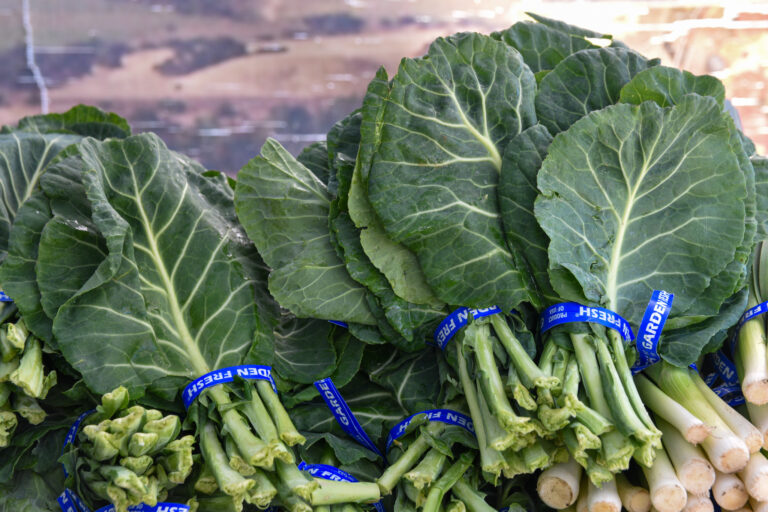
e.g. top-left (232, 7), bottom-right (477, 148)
top-left (0, 0), bottom-right (766, 173)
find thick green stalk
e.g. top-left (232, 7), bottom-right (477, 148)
top-left (490, 314), bottom-right (558, 389)
top-left (377, 422), bottom-right (443, 495)
top-left (200, 421), bottom-right (254, 497)
top-left (634, 374), bottom-right (709, 444)
top-left (467, 322), bottom-right (528, 432)
top-left (241, 390), bottom-right (294, 463)
top-left (452, 478), bottom-right (496, 512)
top-left (570, 334), bottom-right (610, 415)
top-left (310, 479), bottom-right (381, 505)
top-left (405, 448), bottom-right (447, 489)
top-left (606, 328), bottom-right (660, 434)
top-left (275, 458), bottom-right (318, 501)
top-left (457, 348), bottom-right (506, 479)
top-left (736, 288), bottom-right (768, 405)
top-left (560, 359), bottom-right (612, 435)
top-left (422, 452), bottom-right (474, 512)
top-left (256, 379), bottom-right (305, 445)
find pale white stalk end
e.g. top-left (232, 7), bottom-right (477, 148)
top-left (738, 452), bottom-right (768, 501)
top-left (587, 478), bottom-right (621, 512)
top-left (538, 460), bottom-right (581, 509)
top-left (713, 470), bottom-right (749, 510)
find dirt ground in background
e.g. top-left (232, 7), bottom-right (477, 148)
top-left (0, 1), bottom-right (766, 173)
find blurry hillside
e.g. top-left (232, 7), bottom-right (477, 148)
top-left (0, 0), bottom-right (766, 174)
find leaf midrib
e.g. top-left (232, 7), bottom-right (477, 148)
top-left (126, 150), bottom-right (211, 377)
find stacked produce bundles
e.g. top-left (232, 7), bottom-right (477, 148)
top-left (0, 13), bottom-right (767, 512)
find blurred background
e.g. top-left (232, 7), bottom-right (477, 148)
top-left (0, 0), bottom-right (766, 174)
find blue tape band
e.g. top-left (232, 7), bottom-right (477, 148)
top-left (385, 409), bottom-right (475, 452)
top-left (433, 306), bottom-right (503, 349)
top-left (299, 462), bottom-right (385, 512)
top-left (540, 302), bottom-right (635, 341)
top-left (328, 320), bottom-right (349, 328)
top-left (58, 490), bottom-right (89, 512)
top-left (314, 378), bottom-right (382, 457)
top-left (0, 291), bottom-right (11, 302)
top-left (62, 409), bottom-right (96, 477)
top-left (711, 350), bottom-right (740, 386)
top-left (630, 290), bottom-right (674, 373)
top-left (299, 462), bottom-right (357, 482)
top-left (713, 383), bottom-right (745, 407)
top-left (704, 371), bottom-right (718, 387)
top-left (95, 504), bottom-right (189, 512)
top-left (183, 365), bottom-right (276, 409)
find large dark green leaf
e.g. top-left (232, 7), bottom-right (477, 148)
top-left (0, 192), bottom-right (54, 341)
top-left (620, 66), bottom-right (725, 108)
top-left (367, 33), bottom-right (538, 310)
top-left (53, 134), bottom-right (265, 393)
top-left (536, 96), bottom-right (747, 327)
top-left (492, 21), bottom-right (597, 73)
top-left (364, 347), bottom-right (443, 413)
top-left (619, 69), bottom-right (754, 322)
top-left (535, 47), bottom-right (657, 136)
top-left (0, 133), bottom-right (81, 259)
top-left (272, 314), bottom-right (336, 384)
top-left (498, 124), bottom-right (556, 303)
top-left (755, 156), bottom-right (768, 239)
top-left (7, 105), bottom-right (130, 139)
top-left (235, 139), bottom-right (375, 325)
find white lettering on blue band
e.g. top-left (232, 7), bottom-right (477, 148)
top-left (58, 489), bottom-right (87, 512)
top-left (711, 350), bottom-right (739, 386)
top-left (183, 365), bottom-right (276, 409)
top-left (630, 290), bottom-right (674, 373)
top-left (433, 306), bottom-right (503, 349)
top-left (95, 503), bottom-right (189, 512)
top-left (385, 409), bottom-right (475, 452)
top-left (540, 302), bottom-right (635, 342)
top-left (62, 409), bottom-right (96, 477)
top-left (299, 462), bottom-right (385, 512)
top-left (314, 378), bottom-right (382, 457)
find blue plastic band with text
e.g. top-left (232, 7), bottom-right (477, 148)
top-left (433, 306), bottom-right (503, 349)
top-left (62, 409), bottom-right (96, 477)
top-left (314, 378), bottom-right (382, 457)
top-left (0, 291), bottom-right (11, 302)
top-left (711, 350), bottom-right (740, 386)
top-left (299, 462), bottom-right (385, 512)
top-left (183, 365), bottom-right (276, 408)
top-left (630, 290), bottom-right (674, 373)
top-left (385, 409), bottom-right (475, 452)
top-left (95, 504), bottom-right (190, 512)
top-left (58, 489), bottom-right (90, 512)
top-left (540, 303), bottom-right (634, 341)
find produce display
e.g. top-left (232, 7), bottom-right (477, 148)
top-left (0, 12), bottom-right (767, 512)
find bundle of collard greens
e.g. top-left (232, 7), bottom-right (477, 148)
top-left (0, 12), bottom-right (765, 512)
top-left (0, 107), bottom-right (386, 511)
top-left (234, 11), bottom-right (765, 509)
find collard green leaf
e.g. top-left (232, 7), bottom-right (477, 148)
top-left (498, 124), bottom-right (556, 303)
top-left (300, 432), bottom-right (380, 466)
top-left (492, 21), bottom-right (597, 73)
top-left (367, 32), bottom-right (538, 310)
top-left (536, 47), bottom-right (657, 136)
top-left (235, 139), bottom-right (374, 325)
top-left (0, 133), bottom-right (81, 259)
top-left (271, 314), bottom-right (336, 384)
top-left (0, 192), bottom-right (54, 341)
top-left (526, 12), bottom-right (615, 41)
top-left (0, 471), bottom-right (63, 512)
top-left (348, 69), bottom-right (443, 308)
top-left (753, 156), bottom-right (768, 239)
top-left (297, 141), bottom-right (331, 186)
top-left (53, 134), bottom-right (265, 393)
top-left (620, 66), bottom-right (725, 109)
top-left (618, 70), bottom-right (754, 321)
top-left (659, 288), bottom-right (748, 366)
top-left (536, 96), bottom-right (747, 326)
top-left (7, 105), bottom-right (131, 140)
top-left (364, 347), bottom-right (443, 413)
